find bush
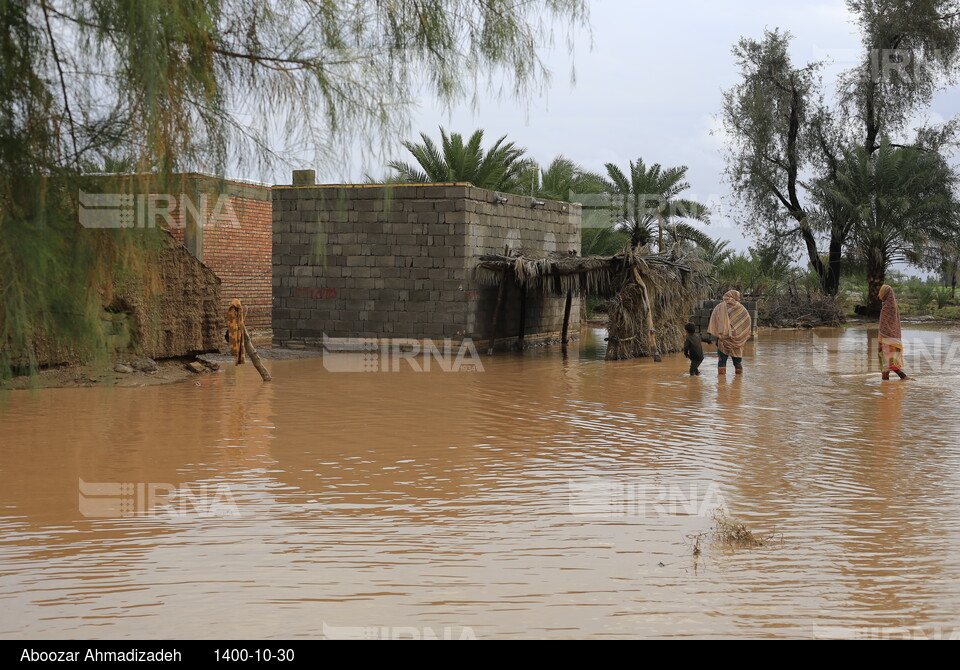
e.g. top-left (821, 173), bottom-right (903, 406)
top-left (934, 286), bottom-right (955, 310)
top-left (761, 287), bottom-right (844, 327)
top-left (911, 282), bottom-right (936, 312)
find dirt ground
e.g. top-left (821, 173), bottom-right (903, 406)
top-left (585, 313), bottom-right (609, 328)
top-left (2, 346), bottom-right (321, 391)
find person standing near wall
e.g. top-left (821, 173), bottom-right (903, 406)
top-left (708, 290), bottom-right (752, 375)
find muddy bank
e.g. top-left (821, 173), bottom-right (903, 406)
top-left (2, 347), bottom-right (320, 390)
top-left (197, 348), bottom-right (322, 364)
top-left (2, 357), bottom-right (207, 390)
top-left (842, 315), bottom-right (960, 331)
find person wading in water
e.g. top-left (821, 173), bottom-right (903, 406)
top-left (878, 284), bottom-right (908, 380)
top-left (708, 290), bottom-right (752, 375)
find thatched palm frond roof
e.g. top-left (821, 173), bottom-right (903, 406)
top-left (474, 248), bottom-right (713, 299)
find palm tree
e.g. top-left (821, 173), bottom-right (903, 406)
top-left (601, 158), bottom-right (711, 251)
top-left (822, 140), bottom-right (960, 314)
top-left (696, 237), bottom-right (735, 267)
top-left (525, 155), bottom-right (621, 255)
top-left (582, 225), bottom-right (631, 257)
top-left (387, 128), bottom-right (528, 192)
top-left (532, 155), bottom-right (607, 202)
top-left (717, 245), bottom-right (794, 296)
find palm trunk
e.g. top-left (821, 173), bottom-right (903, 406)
top-left (657, 212), bottom-right (664, 252)
top-left (951, 255), bottom-right (959, 295)
top-left (866, 259), bottom-right (887, 317)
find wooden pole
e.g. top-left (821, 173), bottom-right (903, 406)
top-left (518, 285), bottom-right (527, 350)
top-left (487, 245), bottom-right (511, 356)
top-left (487, 270), bottom-right (508, 355)
top-left (561, 289), bottom-right (573, 354)
top-left (243, 326), bottom-right (272, 381)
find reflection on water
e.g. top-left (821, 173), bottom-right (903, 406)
top-left (1, 327), bottom-right (959, 639)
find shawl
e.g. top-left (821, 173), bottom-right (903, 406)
top-left (878, 284), bottom-right (903, 350)
top-left (708, 290), bottom-right (752, 356)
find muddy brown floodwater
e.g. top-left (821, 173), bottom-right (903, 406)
top-left (1, 326), bottom-right (959, 639)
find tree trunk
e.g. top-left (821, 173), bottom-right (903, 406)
top-left (657, 212), bottom-right (664, 252)
top-left (797, 222), bottom-right (830, 293)
top-left (866, 260), bottom-right (887, 317)
top-left (951, 255), bottom-right (959, 295)
top-left (824, 234), bottom-right (844, 296)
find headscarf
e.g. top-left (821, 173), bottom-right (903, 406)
top-left (878, 284), bottom-right (902, 350)
top-left (227, 298), bottom-right (246, 365)
top-left (708, 290), bottom-right (752, 357)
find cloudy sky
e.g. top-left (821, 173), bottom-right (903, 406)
top-left (282, 0), bottom-right (960, 253)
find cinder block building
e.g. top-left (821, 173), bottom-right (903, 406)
top-left (272, 172), bottom-right (582, 348)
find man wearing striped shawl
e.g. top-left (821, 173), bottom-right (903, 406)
top-left (708, 290), bottom-right (752, 375)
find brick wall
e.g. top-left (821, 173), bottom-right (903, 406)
top-left (272, 183), bottom-right (582, 348)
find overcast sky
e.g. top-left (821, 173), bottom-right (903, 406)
top-left (275, 0), bottom-right (960, 254)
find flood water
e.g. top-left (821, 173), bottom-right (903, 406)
top-left (2, 326), bottom-right (960, 639)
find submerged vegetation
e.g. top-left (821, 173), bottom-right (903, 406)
top-left (689, 507), bottom-right (782, 559)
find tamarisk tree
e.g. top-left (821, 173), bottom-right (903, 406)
top-left (721, 1), bottom-right (960, 296)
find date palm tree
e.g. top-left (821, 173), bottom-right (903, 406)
top-left (531, 155), bottom-right (607, 201)
top-left (601, 158), bottom-right (711, 251)
top-left (387, 128), bottom-right (528, 192)
top-left (696, 237), bottom-right (735, 267)
top-left (821, 140), bottom-right (960, 314)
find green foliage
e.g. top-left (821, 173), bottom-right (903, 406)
top-left (821, 140), bottom-right (960, 311)
top-left (387, 128), bottom-right (529, 192)
top-left (532, 155), bottom-right (607, 202)
top-left (720, 28), bottom-right (840, 291)
top-left (584, 295), bottom-right (608, 319)
top-left (722, 4), bottom-right (960, 295)
top-left (910, 282), bottom-right (936, 312)
top-left (842, 0), bottom-right (960, 152)
top-left (600, 158), bottom-right (711, 250)
top-left (934, 286), bottom-right (954, 310)
top-left (716, 245), bottom-right (797, 296)
top-left (695, 238), bottom-right (735, 267)
top-left (581, 225), bottom-right (630, 257)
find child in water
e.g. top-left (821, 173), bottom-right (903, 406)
top-left (683, 323), bottom-right (712, 376)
